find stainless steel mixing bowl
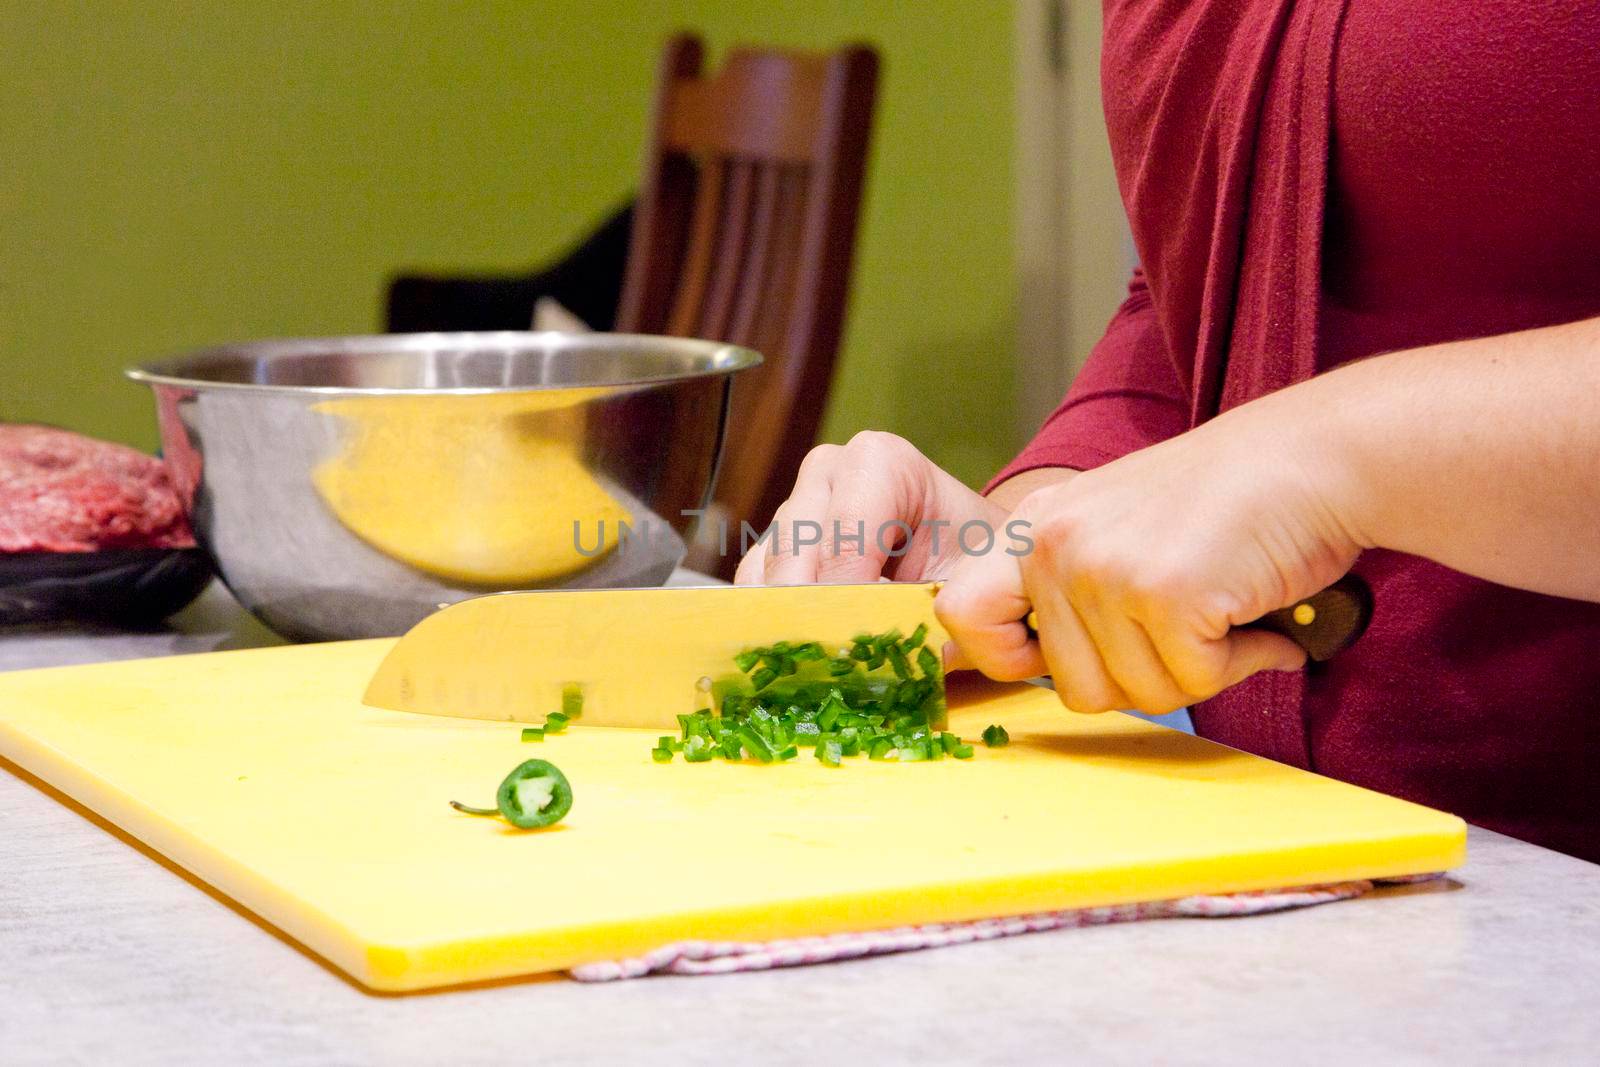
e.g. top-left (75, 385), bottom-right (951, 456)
top-left (128, 332), bottom-right (761, 641)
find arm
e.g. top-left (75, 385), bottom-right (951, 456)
top-left (935, 314), bottom-right (1600, 714)
top-left (1319, 315), bottom-right (1600, 600)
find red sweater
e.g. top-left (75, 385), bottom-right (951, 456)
top-left (993, 0), bottom-right (1600, 861)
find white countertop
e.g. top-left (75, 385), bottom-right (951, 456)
top-left (3, 584), bottom-right (1598, 1065)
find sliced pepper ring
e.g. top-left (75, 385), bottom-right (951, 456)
top-left (474, 758), bottom-right (573, 829)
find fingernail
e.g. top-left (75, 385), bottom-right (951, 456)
top-left (942, 641), bottom-right (971, 672)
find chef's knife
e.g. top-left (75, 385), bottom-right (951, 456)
top-left (362, 576), bottom-right (1371, 728)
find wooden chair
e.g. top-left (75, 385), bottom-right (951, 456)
top-left (618, 35), bottom-right (879, 578)
top-left (385, 34), bottom-right (879, 579)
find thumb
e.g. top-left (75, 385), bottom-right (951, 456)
top-left (1219, 629), bottom-right (1307, 689)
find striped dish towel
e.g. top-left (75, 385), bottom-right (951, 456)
top-left (570, 874), bottom-right (1443, 982)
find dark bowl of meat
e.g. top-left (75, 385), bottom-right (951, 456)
top-left (127, 332), bottom-right (760, 642)
top-left (0, 424), bottom-right (214, 627)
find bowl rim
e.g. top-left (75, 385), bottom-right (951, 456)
top-left (125, 331), bottom-right (764, 397)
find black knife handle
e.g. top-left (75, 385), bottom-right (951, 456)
top-left (1248, 573), bottom-right (1374, 662)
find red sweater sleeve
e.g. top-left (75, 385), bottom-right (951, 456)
top-left (986, 269), bottom-right (1190, 491)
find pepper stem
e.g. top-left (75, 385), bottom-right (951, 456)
top-left (449, 800), bottom-right (499, 817)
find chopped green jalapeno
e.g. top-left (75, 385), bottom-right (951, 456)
top-left (982, 724), bottom-right (1010, 748)
top-left (543, 712), bottom-right (570, 734)
top-left (451, 758), bottom-right (572, 829)
top-left (738, 724), bottom-right (775, 763)
top-left (652, 747), bottom-right (674, 763)
top-left (520, 727), bottom-right (544, 742)
top-left (562, 683), bottom-right (584, 719)
top-left (657, 628), bottom-right (960, 768)
top-left (887, 644), bottom-right (912, 681)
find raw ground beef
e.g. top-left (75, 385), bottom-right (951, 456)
top-left (0, 425), bottom-right (195, 552)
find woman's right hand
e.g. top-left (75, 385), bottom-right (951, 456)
top-left (734, 432), bottom-right (1012, 585)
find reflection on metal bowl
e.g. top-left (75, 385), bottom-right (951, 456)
top-left (128, 332), bottom-right (761, 641)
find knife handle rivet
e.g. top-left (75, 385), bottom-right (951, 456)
top-left (1293, 603), bottom-right (1317, 626)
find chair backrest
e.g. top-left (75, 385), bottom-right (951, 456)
top-left (617, 34), bottom-right (879, 577)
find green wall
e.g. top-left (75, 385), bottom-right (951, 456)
top-left (0, 0), bottom-right (1015, 487)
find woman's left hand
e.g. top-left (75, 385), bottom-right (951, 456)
top-left (933, 398), bottom-right (1367, 714)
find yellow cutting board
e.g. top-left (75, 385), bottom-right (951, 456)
top-left (0, 640), bottom-right (1465, 992)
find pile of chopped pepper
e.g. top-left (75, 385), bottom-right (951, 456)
top-left (651, 625), bottom-right (988, 765)
top-left (519, 682), bottom-right (583, 742)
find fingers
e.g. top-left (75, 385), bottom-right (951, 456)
top-left (933, 549), bottom-right (1046, 681)
top-left (732, 536), bottom-right (769, 585)
top-left (936, 479), bottom-right (1313, 712)
top-left (1141, 604), bottom-right (1306, 702)
top-left (1029, 592), bottom-right (1133, 713)
top-left (752, 432), bottom-right (933, 586)
top-left (1066, 596), bottom-right (1187, 713)
top-left (1219, 629), bottom-right (1308, 685)
top-left (809, 459), bottom-right (910, 584)
top-left (759, 445), bottom-right (845, 585)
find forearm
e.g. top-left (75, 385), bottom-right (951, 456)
top-left (986, 466), bottom-right (1079, 511)
top-left (1294, 316), bottom-right (1600, 600)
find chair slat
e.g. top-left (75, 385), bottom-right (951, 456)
top-left (755, 165), bottom-right (807, 358)
top-left (660, 53), bottom-right (829, 163)
top-left (620, 36), bottom-right (878, 578)
top-left (700, 159), bottom-right (755, 340)
top-left (727, 163), bottom-right (782, 347)
top-left (665, 157), bottom-right (726, 338)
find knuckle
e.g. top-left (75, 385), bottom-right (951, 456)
top-left (1077, 541), bottom-right (1132, 586)
top-left (1167, 658), bottom-right (1224, 699)
top-left (829, 464), bottom-right (890, 510)
top-left (1030, 513), bottom-right (1093, 572)
top-left (984, 658), bottom-right (1039, 683)
top-left (1126, 561), bottom-right (1188, 606)
top-left (797, 443), bottom-right (844, 478)
top-left (815, 550), bottom-right (873, 582)
top-left (931, 583), bottom-right (973, 630)
top-left (1057, 684), bottom-right (1117, 714)
top-left (1033, 505), bottom-right (1083, 545)
top-left (1126, 686), bottom-right (1186, 716)
top-left (846, 430), bottom-right (917, 465)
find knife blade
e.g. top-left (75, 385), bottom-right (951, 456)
top-left (363, 581), bottom-right (948, 728)
top-left (362, 575), bottom-right (1372, 728)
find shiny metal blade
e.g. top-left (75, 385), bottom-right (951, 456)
top-left (363, 582), bottom-right (946, 728)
